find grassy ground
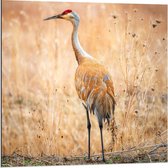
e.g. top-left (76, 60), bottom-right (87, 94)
top-left (2, 144), bottom-right (167, 166)
top-left (2, 1), bottom-right (167, 166)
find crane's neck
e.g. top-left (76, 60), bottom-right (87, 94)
top-left (72, 20), bottom-right (93, 64)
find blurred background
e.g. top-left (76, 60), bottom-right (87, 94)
top-left (2, 1), bottom-right (167, 157)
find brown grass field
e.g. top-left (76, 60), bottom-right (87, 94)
top-left (2, 0), bottom-right (167, 166)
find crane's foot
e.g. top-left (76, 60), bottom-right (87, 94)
top-left (85, 157), bottom-right (92, 163)
top-left (102, 158), bottom-right (106, 162)
top-left (87, 155), bottom-right (91, 161)
top-left (84, 154), bottom-right (91, 161)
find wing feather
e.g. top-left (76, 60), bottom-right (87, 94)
top-left (75, 59), bottom-right (115, 125)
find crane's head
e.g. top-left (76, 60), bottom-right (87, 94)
top-left (44, 9), bottom-right (80, 23)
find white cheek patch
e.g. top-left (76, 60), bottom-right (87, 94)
top-left (66, 13), bottom-right (73, 18)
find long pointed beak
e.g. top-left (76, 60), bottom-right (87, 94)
top-left (44, 14), bottom-right (62, 21)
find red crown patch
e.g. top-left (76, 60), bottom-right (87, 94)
top-left (62, 9), bottom-right (72, 15)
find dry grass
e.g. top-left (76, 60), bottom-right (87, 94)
top-left (2, 1), bottom-right (167, 161)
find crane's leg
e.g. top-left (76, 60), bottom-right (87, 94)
top-left (99, 123), bottom-right (105, 162)
top-left (83, 103), bottom-right (91, 160)
top-left (86, 107), bottom-right (91, 160)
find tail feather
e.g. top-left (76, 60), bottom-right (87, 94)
top-left (87, 88), bottom-right (115, 126)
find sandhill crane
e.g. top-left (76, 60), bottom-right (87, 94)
top-left (44, 9), bottom-right (116, 162)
